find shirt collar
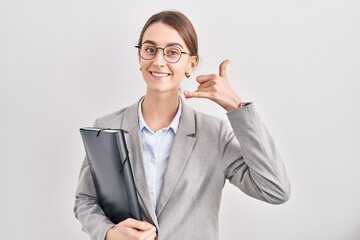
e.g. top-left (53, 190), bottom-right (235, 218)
top-left (138, 97), bottom-right (182, 134)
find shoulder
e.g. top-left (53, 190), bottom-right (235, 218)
top-left (94, 101), bottom-right (138, 129)
top-left (182, 103), bottom-right (228, 135)
top-left (193, 109), bottom-right (225, 127)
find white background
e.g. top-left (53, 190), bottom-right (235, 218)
top-left (1, 0), bottom-right (359, 239)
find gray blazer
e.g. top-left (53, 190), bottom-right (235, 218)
top-left (74, 99), bottom-right (291, 240)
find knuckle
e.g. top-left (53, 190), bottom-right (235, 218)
top-left (122, 218), bottom-right (130, 225)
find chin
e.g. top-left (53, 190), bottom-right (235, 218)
top-left (147, 84), bottom-right (179, 94)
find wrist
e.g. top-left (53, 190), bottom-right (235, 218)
top-left (225, 101), bottom-right (251, 112)
top-left (238, 101), bottom-right (251, 108)
top-left (223, 96), bottom-right (243, 112)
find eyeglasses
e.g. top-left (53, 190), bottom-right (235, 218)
top-left (135, 43), bottom-right (192, 63)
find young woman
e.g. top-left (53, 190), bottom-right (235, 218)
top-left (74, 10), bottom-right (291, 240)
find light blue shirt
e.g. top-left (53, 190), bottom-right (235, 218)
top-left (138, 99), bottom-right (182, 210)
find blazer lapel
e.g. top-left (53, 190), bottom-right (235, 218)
top-left (156, 102), bottom-right (197, 216)
top-left (120, 100), bottom-right (158, 227)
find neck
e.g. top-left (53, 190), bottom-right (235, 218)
top-left (141, 90), bottom-right (180, 132)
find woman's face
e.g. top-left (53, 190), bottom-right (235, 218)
top-left (139, 22), bottom-right (198, 95)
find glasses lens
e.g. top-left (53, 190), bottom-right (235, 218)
top-left (140, 43), bottom-right (157, 60)
top-left (164, 46), bottom-right (182, 63)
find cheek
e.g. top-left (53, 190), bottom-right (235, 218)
top-left (172, 62), bottom-right (188, 75)
top-left (140, 61), bottom-right (152, 72)
top-left (170, 67), bottom-right (185, 78)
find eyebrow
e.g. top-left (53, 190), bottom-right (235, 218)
top-left (142, 40), bottom-right (184, 49)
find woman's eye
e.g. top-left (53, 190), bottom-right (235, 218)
top-left (166, 48), bottom-right (180, 56)
top-left (145, 47), bottom-right (156, 54)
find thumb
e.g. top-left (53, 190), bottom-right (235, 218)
top-left (219, 59), bottom-right (230, 78)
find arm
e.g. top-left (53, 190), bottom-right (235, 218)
top-left (184, 59), bottom-right (290, 203)
top-left (221, 105), bottom-right (291, 204)
top-left (74, 118), bottom-right (157, 240)
top-left (74, 157), bottom-right (157, 239)
top-left (74, 156), bottom-right (115, 240)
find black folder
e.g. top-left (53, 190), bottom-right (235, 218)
top-left (80, 127), bottom-right (142, 223)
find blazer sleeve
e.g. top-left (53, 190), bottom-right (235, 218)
top-left (74, 121), bottom-right (115, 240)
top-left (220, 104), bottom-right (291, 204)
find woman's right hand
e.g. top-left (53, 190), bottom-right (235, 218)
top-left (105, 218), bottom-right (157, 240)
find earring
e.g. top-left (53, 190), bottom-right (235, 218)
top-left (185, 72), bottom-right (191, 78)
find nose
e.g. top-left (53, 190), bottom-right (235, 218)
top-left (152, 48), bottom-right (166, 66)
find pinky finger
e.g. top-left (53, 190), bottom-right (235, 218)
top-left (184, 91), bottom-right (207, 99)
top-left (183, 91), bottom-right (195, 99)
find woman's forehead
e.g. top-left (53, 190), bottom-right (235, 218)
top-left (142, 22), bottom-right (186, 47)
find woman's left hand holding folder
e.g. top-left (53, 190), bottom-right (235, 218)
top-left (105, 218), bottom-right (157, 240)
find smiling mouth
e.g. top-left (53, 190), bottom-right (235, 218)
top-left (150, 71), bottom-right (171, 78)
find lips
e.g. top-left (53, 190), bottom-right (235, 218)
top-left (150, 71), bottom-right (171, 78)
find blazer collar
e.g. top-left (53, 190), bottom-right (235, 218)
top-left (177, 98), bottom-right (196, 136)
top-left (121, 97), bottom-right (196, 136)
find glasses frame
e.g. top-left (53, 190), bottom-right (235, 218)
top-left (135, 43), bottom-right (193, 63)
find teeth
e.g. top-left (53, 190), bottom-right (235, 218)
top-left (152, 72), bottom-right (169, 77)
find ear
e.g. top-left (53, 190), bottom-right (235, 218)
top-left (186, 55), bottom-right (199, 75)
